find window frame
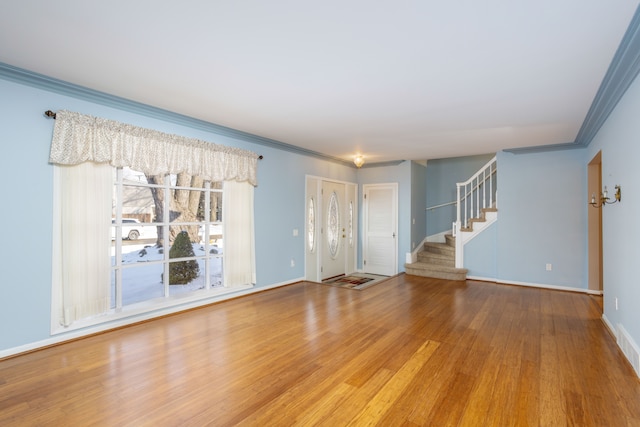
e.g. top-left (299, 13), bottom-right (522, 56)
top-left (51, 165), bottom-right (250, 335)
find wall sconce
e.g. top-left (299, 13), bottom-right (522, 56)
top-left (353, 155), bottom-right (365, 168)
top-left (590, 185), bottom-right (621, 208)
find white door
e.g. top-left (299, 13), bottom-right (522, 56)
top-left (322, 181), bottom-right (346, 280)
top-left (363, 183), bottom-right (397, 276)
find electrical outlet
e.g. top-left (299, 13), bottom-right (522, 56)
top-left (293, 228), bottom-right (299, 237)
top-left (290, 259), bottom-right (295, 267)
top-left (615, 297), bottom-right (619, 310)
top-left (546, 263), bottom-right (552, 271)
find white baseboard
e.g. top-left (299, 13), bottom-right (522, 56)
top-left (406, 236), bottom-right (429, 264)
top-left (0, 278), bottom-right (302, 360)
top-left (602, 314), bottom-right (616, 337)
top-left (467, 275), bottom-right (594, 294)
top-left (617, 323), bottom-right (640, 378)
top-left (602, 315), bottom-right (640, 379)
top-left (426, 230), bottom-right (450, 243)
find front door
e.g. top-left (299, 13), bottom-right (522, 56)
top-left (322, 180), bottom-right (346, 280)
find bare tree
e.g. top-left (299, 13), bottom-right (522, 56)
top-left (148, 173), bottom-right (204, 247)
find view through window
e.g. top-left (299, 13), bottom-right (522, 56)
top-left (111, 167), bottom-right (224, 308)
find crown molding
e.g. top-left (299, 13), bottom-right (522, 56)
top-left (6, 1), bottom-right (640, 163)
top-left (507, 4), bottom-right (640, 155)
top-left (503, 141), bottom-right (583, 155)
top-left (574, 3), bottom-right (640, 147)
top-left (0, 62), bottom-right (355, 168)
top-left (359, 160), bottom-right (406, 168)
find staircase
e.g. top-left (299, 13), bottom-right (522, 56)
top-left (405, 235), bottom-right (468, 281)
top-left (460, 206), bottom-right (497, 232)
top-left (405, 155), bottom-right (497, 281)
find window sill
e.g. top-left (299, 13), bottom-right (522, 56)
top-left (50, 284), bottom-right (253, 336)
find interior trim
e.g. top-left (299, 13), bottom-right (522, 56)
top-left (507, 4), bottom-right (640, 154)
top-left (574, 4), bottom-right (640, 147)
top-left (4, 3), bottom-right (640, 160)
top-left (0, 62), bottom-right (354, 167)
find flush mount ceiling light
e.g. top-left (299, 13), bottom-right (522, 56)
top-left (353, 155), bottom-right (365, 168)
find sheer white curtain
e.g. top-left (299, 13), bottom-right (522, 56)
top-left (222, 180), bottom-right (256, 287)
top-left (52, 162), bottom-right (112, 326)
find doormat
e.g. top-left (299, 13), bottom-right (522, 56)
top-left (321, 274), bottom-right (389, 290)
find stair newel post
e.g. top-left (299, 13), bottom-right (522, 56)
top-left (455, 184), bottom-right (463, 268)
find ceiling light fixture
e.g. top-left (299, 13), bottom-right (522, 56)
top-left (354, 155), bottom-right (365, 168)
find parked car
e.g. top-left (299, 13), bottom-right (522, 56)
top-left (111, 218), bottom-right (157, 240)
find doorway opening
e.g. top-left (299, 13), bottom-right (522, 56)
top-left (587, 151), bottom-right (603, 304)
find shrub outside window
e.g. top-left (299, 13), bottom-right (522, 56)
top-left (111, 167), bottom-right (224, 308)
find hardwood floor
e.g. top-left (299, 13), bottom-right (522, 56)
top-left (1, 275), bottom-right (639, 426)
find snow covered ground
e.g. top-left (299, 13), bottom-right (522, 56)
top-left (111, 241), bottom-right (223, 307)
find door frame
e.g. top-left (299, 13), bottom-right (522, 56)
top-left (304, 175), bottom-right (358, 282)
top-left (587, 151), bottom-right (603, 297)
top-left (362, 182), bottom-right (398, 276)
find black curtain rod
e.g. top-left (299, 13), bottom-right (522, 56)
top-left (43, 110), bottom-right (264, 160)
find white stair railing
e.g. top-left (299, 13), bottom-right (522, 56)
top-left (454, 156), bottom-right (497, 267)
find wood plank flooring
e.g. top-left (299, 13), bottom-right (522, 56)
top-left (1, 275), bottom-right (639, 426)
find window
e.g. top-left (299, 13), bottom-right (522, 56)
top-left (349, 201), bottom-right (354, 247)
top-left (111, 167), bottom-right (224, 308)
top-left (49, 110), bottom-right (258, 332)
top-left (327, 191), bottom-right (340, 258)
top-left (307, 197), bottom-right (315, 252)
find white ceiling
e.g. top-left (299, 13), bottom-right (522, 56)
top-left (2, 1), bottom-right (639, 164)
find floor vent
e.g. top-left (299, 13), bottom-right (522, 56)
top-left (617, 324), bottom-right (640, 377)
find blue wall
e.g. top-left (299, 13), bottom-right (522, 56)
top-left (464, 222), bottom-right (497, 278)
top-left (585, 72), bottom-right (640, 347)
top-left (493, 149), bottom-right (587, 288)
top-left (3, 64), bottom-right (639, 361)
top-left (0, 76), bottom-right (358, 352)
top-left (464, 149), bottom-right (587, 290)
top-left (1, 79), bottom-right (57, 349)
top-left (254, 147), bottom-right (356, 285)
top-left (410, 162), bottom-right (427, 251)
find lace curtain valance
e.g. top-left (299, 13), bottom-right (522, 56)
top-left (49, 110), bottom-right (259, 186)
